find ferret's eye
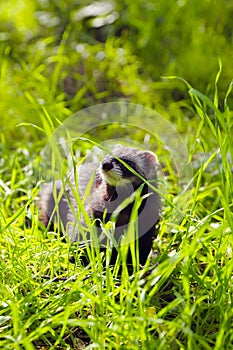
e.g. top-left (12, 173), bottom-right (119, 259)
top-left (120, 159), bottom-right (135, 168)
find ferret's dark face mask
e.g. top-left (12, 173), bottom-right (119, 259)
top-left (100, 156), bottom-right (144, 187)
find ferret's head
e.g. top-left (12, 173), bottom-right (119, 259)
top-left (99, 144), bottom-right (159, 187)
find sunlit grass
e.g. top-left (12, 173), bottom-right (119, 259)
top-left (1, 76), bottom-right (233, 348)
top-left (0, 1), bottom-right (233, 348)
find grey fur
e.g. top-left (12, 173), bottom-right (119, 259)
top-left (39, 145), bottom-right (161, 265)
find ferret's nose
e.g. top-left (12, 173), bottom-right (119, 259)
top-left (102, 161), bottom-right (113, 171)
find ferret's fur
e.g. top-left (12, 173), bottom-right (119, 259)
top-left (39, 144), bottom-right (160, 266)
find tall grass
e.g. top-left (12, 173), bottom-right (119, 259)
top-left (1, 72), bottom-right (233, 349)
top-left (0, 1), bottom-right (233, 348)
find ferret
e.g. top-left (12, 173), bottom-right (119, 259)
top-left (39, 144), bottom-right (160, 266)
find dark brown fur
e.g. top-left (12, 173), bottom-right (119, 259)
top-left (40, 145), bottom-right (160, 266)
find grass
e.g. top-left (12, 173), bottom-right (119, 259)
top-left (1, 1), bottom-right (233, 349)
top-left (1, 75), bottom-right (233, 349)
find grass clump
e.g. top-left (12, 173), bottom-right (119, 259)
top-left (1, 77), bottom-right (233, 348)
top-left (0, 1), bottom-right (233, 349)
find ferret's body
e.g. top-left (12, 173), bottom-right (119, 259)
top-left (40, 145), bottom-right (160, 266)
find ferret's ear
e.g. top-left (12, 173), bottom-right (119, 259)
top-left (140, 151), bottom-right (160, 169)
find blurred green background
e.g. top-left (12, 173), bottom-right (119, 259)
top-left (0, 0), bottom-right (232, 141)
top-left (0, 3), bottom-right (233, 348)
